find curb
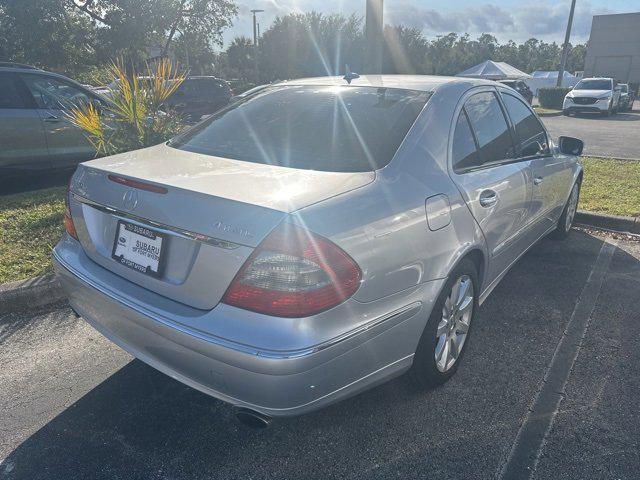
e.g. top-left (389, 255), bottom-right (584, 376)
top-left (584, 155), bottom-right (640, 163)
top-left (0, 274), bottom-right (64, 315)
top-left (536, 110), bottom-right (563, 117)
top-left (575, 210), bottom-right (640, 235)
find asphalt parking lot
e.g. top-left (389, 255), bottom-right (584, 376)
top-left (542, 108), bottom-right (640, 159)
top-left (1, 230), bottom-right (639, 480)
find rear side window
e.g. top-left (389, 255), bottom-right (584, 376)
top-left (501, 93), bottom-right (549, 158)
top-left (0, 74), bottom-right (27, 109)
top-left (452, 110), bottom-right (481, 171)
top-left (171, 85), bottom-right (430, 172)
top-left (20, 74), bottom-right (93, 110)
top-left (464, 91), bottom-right (515, 165)
top-left (177, 79), bottom-right (228, 97)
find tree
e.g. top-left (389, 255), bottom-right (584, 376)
top-left (565, 44), bottom-right (587, 74)
top-left (0, 0), bottom-right (96, 74)
top-left (257, 12), bottom-right (364, 82)
top-left (70, 0), bottom-right (236, 64)
top-left (382, 25), bottom-right (428, 74)
top-left (225, 36), bottom-right (254, 80)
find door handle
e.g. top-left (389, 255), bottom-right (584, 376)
top-left (534, 176), bottom-right (544, 185)
top-left (479, 190), bottom-right (498, 208)
top-left (43, 114), bottom-right (60, 123)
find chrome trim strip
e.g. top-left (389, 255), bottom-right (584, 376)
top-left (72, 193), bottom-right (242, 250)
top-left (54, 248), bottom-right (422, 360)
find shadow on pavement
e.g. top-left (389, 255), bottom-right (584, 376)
top-left (4, 231), bottom-right (637, 480)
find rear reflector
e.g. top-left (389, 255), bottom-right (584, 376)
top-left (108, 174), bottom-right (168, 194)
top-left (222, 223), bottom-right (361, 317)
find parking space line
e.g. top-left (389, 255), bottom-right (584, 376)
top-left (497, 237), bottom-right (618, 480)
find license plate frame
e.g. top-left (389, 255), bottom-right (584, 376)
top-left (111, 220), bottom-right (167, 278)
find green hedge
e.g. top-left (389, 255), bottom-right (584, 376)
top-left (538, 87), bottom-right (572, 109)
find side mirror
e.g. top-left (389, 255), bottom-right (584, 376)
top-left (558, 136), bottom-right (584, 156)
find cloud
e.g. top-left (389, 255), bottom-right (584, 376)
top-left (385, 1), bottom-right (612, 42)
top-left (224, 0), bottom-right (616, 46)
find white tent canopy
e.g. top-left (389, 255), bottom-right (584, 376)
top-left (456, 60), bottom-right (532, 80)
top-left (525, 70), bottom-right (581, 96)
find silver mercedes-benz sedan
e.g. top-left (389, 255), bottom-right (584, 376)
top-left (53, 75), bottom-right (584, 425)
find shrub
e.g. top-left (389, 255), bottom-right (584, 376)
top-left (538, 87), bottom-right (572, 109)
top-left (69, 59), bottom-right (187, 157)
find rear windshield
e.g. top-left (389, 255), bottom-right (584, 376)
top-left (169, 85), bottom-right (430, 172)
top-left (575, 79), bottom-right (612, 90)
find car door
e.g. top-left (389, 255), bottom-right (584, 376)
top-left (500, 91), bottom-right (571, 238)
top-left (19, 73), bottom-right (97, 169)
top-left (0, 72), bottom-right (50, 173)
top-left (449, 89), bottom-right (533, 282)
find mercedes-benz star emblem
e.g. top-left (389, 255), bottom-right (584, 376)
top-left (122, 189), bottom-right (139, 211)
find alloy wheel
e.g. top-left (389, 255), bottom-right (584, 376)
top-left (435, 275), bottom-right (474, 372)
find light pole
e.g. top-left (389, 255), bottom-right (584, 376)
top-left (251, 9), bottom-right (264, 47)
top-left (557, 0), bottom-right (577, 87)
top-left (365, 0), bottom-right (383, 74)
top-left (251, 9), bottom-right (264, 82)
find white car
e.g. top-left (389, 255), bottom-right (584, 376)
top-left (563, 77), bottom-right (620, 116)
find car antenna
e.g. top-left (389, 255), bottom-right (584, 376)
top-left (343, 65), bottom-right (360, 84)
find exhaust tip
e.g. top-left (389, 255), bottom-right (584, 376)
top-left (234, 407), bottom-right (272, 429)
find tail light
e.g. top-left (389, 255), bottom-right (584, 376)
top-left (64, 182), bottom-right (78, 240)
top-left (222, 223), bottom-right (361, 317)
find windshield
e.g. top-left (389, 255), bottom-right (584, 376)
top-left (170, 85), bottom-right (430, 172)
top-left (574, 79), bottom-right (612, 90)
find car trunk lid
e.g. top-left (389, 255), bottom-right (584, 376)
top-left (68, 144), bottom-right (374, 310)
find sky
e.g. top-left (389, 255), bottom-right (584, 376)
top-left (223, 0), bottom-right (640, 46)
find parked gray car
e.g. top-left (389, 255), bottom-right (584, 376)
top-left (53, 75), bottom-right (583, 427)
top-left (0, 63), bottom-right (106, 176)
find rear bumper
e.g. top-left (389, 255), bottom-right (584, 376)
top-left (53, 235), bottom-right (437, 417)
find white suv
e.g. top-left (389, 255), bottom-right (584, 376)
top-left (563, 77), bottom-right (620, 116)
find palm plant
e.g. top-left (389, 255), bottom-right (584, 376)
top-left (69, 58), bottom-right (187, 157)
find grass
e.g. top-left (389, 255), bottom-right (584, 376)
top-left (0, 156), bottom-right (638, 284)
top-left (580, 157), bottom-right (640, 217)
top-left (0, 186), bottom-right (65, 284)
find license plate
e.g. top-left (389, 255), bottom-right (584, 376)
top-left (111, 221), bottom-right (166, 277)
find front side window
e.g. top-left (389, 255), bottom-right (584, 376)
top-left (0, 73), bottom-right (27, 109)
top-left (21, 74), bottom-right (92, 110)
top-left (574, 79), bottom-right (612, 91)
top-left (502, 93), bottom-right (549, 158)
top-left (171, 85), bottom-right (430, 172)
top-left (463, 91), bottom-right (515, 165)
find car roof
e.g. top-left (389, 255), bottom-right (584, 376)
top-left (273, 74), bottom-right (495, 92)
top-left (0, 65), bottom-right (45, 74)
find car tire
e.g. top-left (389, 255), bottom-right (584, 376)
top-left (563, 110), bottom-right (570, 116)
top-left (551, 181), bottom-right (581, 240)
top-left (410, 259), bottom-right (479, 390)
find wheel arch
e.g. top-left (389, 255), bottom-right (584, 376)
top-left (460, 248), bottom-right (486, 292)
